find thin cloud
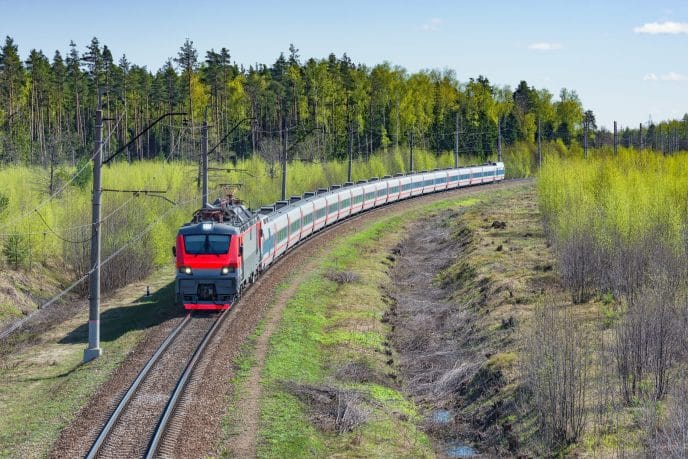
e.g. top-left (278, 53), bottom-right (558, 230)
top-left (421, 18), bottom-right (444, 32)
top-left (643, 72), bottom-right (687, 81)
top-left (528, 42), bottom-right (562, 51)
top-left (634, 21), bottom-right (688, 34)
top-left (662, 71), bottom-right (687, 81)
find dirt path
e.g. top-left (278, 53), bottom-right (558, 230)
top-left (229, 259), bottom-right (317, 457)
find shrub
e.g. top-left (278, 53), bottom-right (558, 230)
top-left (324, 270), bottom-right (360, 285)
top-left (613, 282), bottom-right (682, 404)
top-left (523, 301), bottom-right (592, 450)
top-left (72, 157), bottom-right (92, 189)
top-left (3, 233), bottom-right (29, 270)
top-left (0, 192), bottom-right (9, 217)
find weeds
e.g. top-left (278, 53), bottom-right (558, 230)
top-left (282, 381), bottom-right (369, 434)
top-left (324, 270), bottom-right (360, 285)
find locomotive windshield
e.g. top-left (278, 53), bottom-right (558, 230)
top-left (184, 234), bottom-right (230, 254)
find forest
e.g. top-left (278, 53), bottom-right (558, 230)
top-left (3, 35), bottom-right (686, 167)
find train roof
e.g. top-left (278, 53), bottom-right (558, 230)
top-left (178, 221), bottom-right (240, 235)
top-left (186, 197), bottom-right (258, 231)
top-left (259, 163), bottom-right (504, 222)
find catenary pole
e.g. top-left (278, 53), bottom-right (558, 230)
top-left (347, 122), bottom-right (353, 182)
top-left (201, 119), bottom-right (208, 208)
top-left (84, 91), bottom-right (104, 363)
top-left (639, 122), bottom-right (643, 150)
top-left (409, 129), bottom-right (414, 172)
top-left (584, 118), bottom-right (588, 158)
top-left (497, 117), bottom-right (502, 162)
top-left (281, 118), bottom-right (288, 201)
top-left (537, 118), bottom-right (542, 170)
top-left (454, 112), bottom-right (459, 168)
top-left (613, 121), bottom-right (618, 156)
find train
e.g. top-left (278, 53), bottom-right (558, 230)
top-left (174, 162), bottom-right (506, 310)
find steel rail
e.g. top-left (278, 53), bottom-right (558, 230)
top-left (145, 309), bottom-right (230, 458)
top-left (85, 313), bottom-right (192, 459)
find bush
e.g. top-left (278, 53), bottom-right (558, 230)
top-left (72, 157), bottom-right (93, 189)
top-left (649, 374), bottom-right (688, 456)
top-left (0, 192), bottom-right (9, 217)
top-left (613, 282), bottom-right (682, 404)
top-left (523, 301), bottom-right (592, 450)
top-left (324, 270), bottom-right (360, 285)
top-left (557, 229), bottom-right (598, 303)
top-left (3, 234), bottom-right (29, 270)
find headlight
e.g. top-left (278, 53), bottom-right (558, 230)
top-left (179, 266), bottom-right (192, 275)
top-left (221, 266), bottom-right (235, 275)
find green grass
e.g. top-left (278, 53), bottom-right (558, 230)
top-left (251, 194), bottom-right (493, 458)
top-left (257, 273), bottom-right (332, 458)
top-left (0, 302), bottom-right (22, 322)
top-left (0, 269), bottom-right (178, 458)
top-left (0, 333), bottom-right (138, 457)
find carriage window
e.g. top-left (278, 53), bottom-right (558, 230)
top-left (184, 234), bottom-right (230, 254)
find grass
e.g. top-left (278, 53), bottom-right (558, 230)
top-left (0, 268), bottom-right (178, 457)
top-left (0, 302), bottom-right (22, 322)
top-left (215, 192), bottom-right (494, 458)
top-left (0, 333), bottom-right (137, 457)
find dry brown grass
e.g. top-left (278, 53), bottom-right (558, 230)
top-left (323, 269), bottom-right (360, 285)
top-left (282, 381), bottom-right (369, 434)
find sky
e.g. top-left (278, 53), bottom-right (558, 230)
top-left (2, 0), bottom-right (687, 129)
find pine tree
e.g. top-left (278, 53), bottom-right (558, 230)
top-left (25, 48), bottom-right (51, 164)
top-left (174, 38), bottom-right (198, 135)
top-left (3, 233), bottom-right (29, 270)
top-left (51, 50), bottom-right (67, 163)
top-left (0, 36), bottom-right (26, 161)
top-left (66, 40), bottom-right (85, 149)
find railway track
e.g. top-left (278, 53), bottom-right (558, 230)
top-left (49, 179), bottom-right (529, 458)
top-left (86, 311), bottom-right (228, 458)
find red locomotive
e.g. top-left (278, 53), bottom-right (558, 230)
top-left (174, 197), bottom-right (261, 310)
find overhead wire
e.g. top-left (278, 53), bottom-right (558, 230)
top-left (1, 120), bottom-right (188, 241)
top-left (0, 112), bottom-right (125, 233)
top-left (0, 192), bottom-right (201, 340)
top-left (0, 122), bottom-right (513, 240)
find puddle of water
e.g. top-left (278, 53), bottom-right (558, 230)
top-left (446, 442), bottom-right (477, 458)
top-left (432, 409), bottom-right (452, 424)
